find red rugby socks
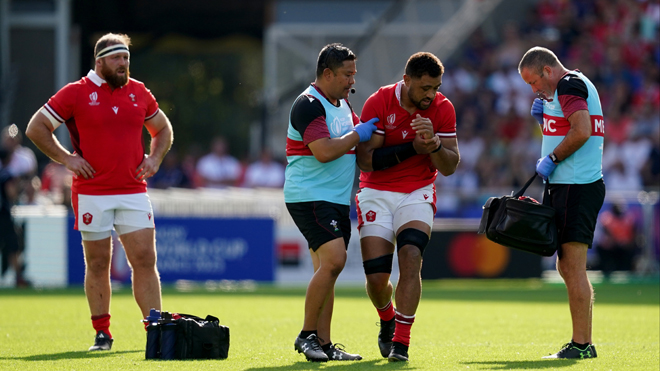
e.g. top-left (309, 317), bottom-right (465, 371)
top-left (91, 313), bottom-right (112, 339)
top-left (377, 301), bottom-right (396, 322)
top-left (392, 310), bottom-right (415, 346)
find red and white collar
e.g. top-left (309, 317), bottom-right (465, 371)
top-left (395, 80), bottom-right (404, 106)
top-left (87, 70), bottom-right (106, 87)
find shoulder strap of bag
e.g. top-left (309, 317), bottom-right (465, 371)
top-left (513, 174), bottom-right (539, 198)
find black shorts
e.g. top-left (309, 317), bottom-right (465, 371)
top-left (543, 179), bottom-right (605, 248)
top-left (0, 213), bottom-right (19, 253)
top-left (285, 201), bottom-right (351, 252)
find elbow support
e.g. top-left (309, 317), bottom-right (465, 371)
top-left (372, 142), bottom-right (417, 171)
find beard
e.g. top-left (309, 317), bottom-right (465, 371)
top-left (408, 90), bottom-right (432, 110)
top-left (101, 60), bottom-right (129, 88)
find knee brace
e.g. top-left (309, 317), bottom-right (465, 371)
top-left (396, 228), bottom-right (429, 254)
top-left (363, 254), bottom-right (394, 275)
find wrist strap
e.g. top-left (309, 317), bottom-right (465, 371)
top-left (431, 141), bottom-right (443, 153)
top-left (372, 142), bottom-right (416, 171)
top-left (550, 152), bottom-right (560, 163)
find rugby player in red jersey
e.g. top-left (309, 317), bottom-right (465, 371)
top-left (26, 33), bottom-right (173, 351)
top-left (356, 52), bottom-right (460, 362)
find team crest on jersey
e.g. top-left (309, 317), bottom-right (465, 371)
top-left (89, 92), bottom-right (100, 106)
top-left (330, 220), bottom-right (339, 232)
top-left (366, 210), bottom-right (376, 222)
top-left (129, 93), bottom-right (136, 102)
top-left (82, 212), bottom-right (93, 225)
top-left (385, 114), bottom-right (396, 129)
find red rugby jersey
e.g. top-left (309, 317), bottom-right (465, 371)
top-left (43, 70), bottom-right (159, 195)
top-left (359, 81), bottom-right (456, 193)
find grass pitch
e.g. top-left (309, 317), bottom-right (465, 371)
top-left (0, 279), bottom-right (658, 370)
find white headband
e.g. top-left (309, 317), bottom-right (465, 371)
top-left (95, 44), bottom-right (130, 60)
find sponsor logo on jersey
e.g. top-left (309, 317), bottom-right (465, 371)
top-left (593, 117), bottom-right (605, 134)
top-left (89, 92), bottom-right (100, 106)
top-left (112, 106), bottom-right (119, 114)
top-left (423, 194), bottom-right (429, 200)
top-left (402, 130), bottom-right (409, 139)
top-left (82, 212), bottom-right (93, 225)
top-left (542, 115), bottom-right (604, 137)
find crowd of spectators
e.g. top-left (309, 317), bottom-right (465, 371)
top-left (140, 1), bottom-right (658, 200)
top-left (4, 0), bottom-right (657, 202)
top-left (148, 136), bottom-right (285, 190)
top-left (3, 0), bottom-right (656, 197)
top-left (12, 1), bottom-right (657, 191)
top-left (438, 0), bottom-right (659, 197)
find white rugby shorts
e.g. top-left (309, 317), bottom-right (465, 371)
top-left (72, 192), bottom-right (155, 233)
top-left (356, 184), bottom-right (435, 243)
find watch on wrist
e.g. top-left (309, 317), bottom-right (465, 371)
top-left (550, 152), bottom-right (560, 164)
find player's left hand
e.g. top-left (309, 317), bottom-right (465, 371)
top-left (535, 155), bottom-right (557, 181)
top-left (410, 114), bottom-right (434, 139)
top-left (136, 154), bottom-right (161, 180)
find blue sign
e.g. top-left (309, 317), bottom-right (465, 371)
top-left (67, 216), bottom-right (275, 284)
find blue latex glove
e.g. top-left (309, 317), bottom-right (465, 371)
top-left (531, 98), bottom-right (544, 125)
top-left (536, 155), bottom-right (557, 181)
top-left (354, 117), bottom-right (379, 142)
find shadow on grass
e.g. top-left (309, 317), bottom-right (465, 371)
top-left (0, 350), bottom-right (141, 361)
top-left (462, 360), bottom-right (578, 369)
top-left (244, 359), bottom-right (417, 370)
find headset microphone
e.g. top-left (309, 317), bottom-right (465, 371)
top-left (350, 88), bottom-right (356, 94)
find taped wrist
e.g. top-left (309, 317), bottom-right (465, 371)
top-left (372, 142), bottom-right (417, 171)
